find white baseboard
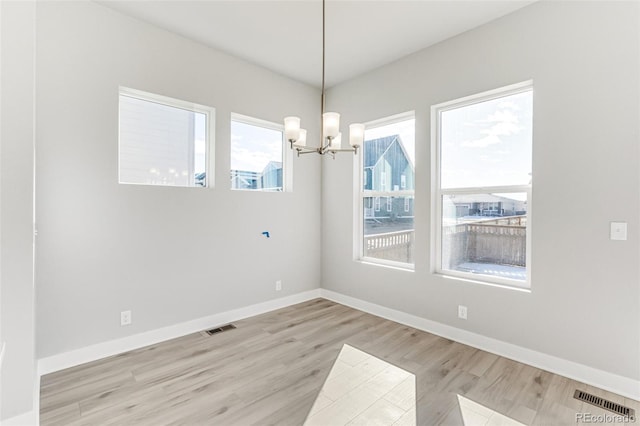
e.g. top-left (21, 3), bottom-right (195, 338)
top-left (38, 289), bottom-right (321, 376)
top-left (2, 408), bottom-right (37, 426)
top-left (18, 373), bottom-right (41, 426)
top-left (319, 288), bottom-right (640, 401)
top-left (0, 360), bottom-right (40, 426)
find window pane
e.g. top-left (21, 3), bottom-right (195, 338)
top-left (441, 193), bottom-right (527, 283)
top-left (363, 196), bottom-right (414, 264)
top-left (361, 117), bottom-right (415, 266)
top-left (230, 119), bottom-right (283, 191)
top-left (119, 94), bottom-right (207, 187)
top-left (440, 90), bottom-right (532, 189)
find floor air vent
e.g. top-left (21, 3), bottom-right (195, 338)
top-left (205, 324), bottom-right (236, 335)
top-left (574, 390), bottom-right (635, 418)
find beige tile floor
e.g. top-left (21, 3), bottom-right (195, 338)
top-left (305, 344), bottom-right (527, 426)
top-left (305, 344), bottom-right (415, 425)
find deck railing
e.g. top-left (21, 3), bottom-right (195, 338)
top-left (364, 229), bottom-right (414, 263)
top-left (363, 215), bottom-right (526, 266)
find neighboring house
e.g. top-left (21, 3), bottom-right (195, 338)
top-left (364, 135), bottom-right (414, 221)
top-left (231, 161), bottom-right (283, 191)
top-left (231, 170), bottom-right (261, 190)
top-left (443, 193), bottom-right (527, 219)
top-left (194, 172), bottom-right (206, 187)
top-left (119, 94), bottom-right (197, 187)
top-left (261, 161), bottom-right (283, 191)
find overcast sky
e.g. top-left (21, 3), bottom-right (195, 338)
top-left (230, 120), bottom-right (282, 173)
top-left (440, 90), bottom-right (533, 190)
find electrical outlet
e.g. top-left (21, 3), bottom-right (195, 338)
top-left (275, 280), bottom-right (282, 291)
top-left (458, 305), bottom-right (467, 320)
top-left (610, 222), bottom-right (627, 241)
top-left (120, 310), bottom-right (132, 326)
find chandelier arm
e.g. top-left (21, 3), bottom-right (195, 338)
top-left (328, 148), bottom-right (358, 153)
top-left (296, 148), bottom-right (321, 155)
top-left (321, 139), bottom-right (333, 152)
top-left (292, 143), bottom-right (319, 153)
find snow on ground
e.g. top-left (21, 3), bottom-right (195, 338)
top-left (455, 262), bottom-right (526, 282)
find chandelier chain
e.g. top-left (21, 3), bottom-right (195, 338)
top-left (321, 0), bottom-right (326, 139)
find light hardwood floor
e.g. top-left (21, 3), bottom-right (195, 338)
top-left (40, 299), bottom-right (639, 425)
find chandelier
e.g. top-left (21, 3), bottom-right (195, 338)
top-left (283, 0), bottom-right (364, 158)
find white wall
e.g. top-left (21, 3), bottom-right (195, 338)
top-left (0, 0), bottom-right (37, 420)
top-left (323, 1), bottom-right (640, 383)
top-left (35, 1), bottom-right (322, 358)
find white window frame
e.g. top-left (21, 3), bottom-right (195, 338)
top-left (374, 196), bottom-right (381, 212)
top-left (354, 111), bottom-right (416, 270)
top-left (386, 197), bottom-right (393, 212)
top-left (404, 197), bottom-right (410, 213)
top-left (118, 87), bottom-right (215, 188)
top-left (431, 81), bottom-right (533, 290)
top-left (230, 113), bottom-right (292, 192)
top-left (401, 174), bottom-right (406, 189)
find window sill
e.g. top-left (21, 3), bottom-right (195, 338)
top-left (358, 258), bottom-right (415, 272)
top-left (435, 271), bottom-right (531, 293)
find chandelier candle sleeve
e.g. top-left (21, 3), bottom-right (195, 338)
top-left (294, 129), bottom-right (307, 147)
top-left (323, 112), bottom-right (340, 138)
top-left (349, 123), bottom-right (364, 147)
top-left (330, 132), bottom-right (342, 150)
top-left (284, 116), bottom-right (301, 142)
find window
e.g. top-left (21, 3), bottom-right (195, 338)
top-left (230, 114), bottom-right (287, 191)
top-left (359, 113), bottom-right (415, 268)
top-left (119, 87), bottom-right (212, 188)
top-left (433, 82), bottom-right (533, 288)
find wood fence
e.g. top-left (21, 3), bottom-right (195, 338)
top-left (442, 221), bottom-right (526, 268)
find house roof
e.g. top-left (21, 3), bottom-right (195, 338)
top-left (262, 161), bottom-right (283, 173)
top-left (364, 135), bottom-right (414, 170)
top-left (363, 136), bottom-right (397, 168)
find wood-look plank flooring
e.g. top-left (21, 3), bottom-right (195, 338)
top-left (40, 299), bottom-right (639, 425)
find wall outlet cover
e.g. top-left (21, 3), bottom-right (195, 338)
top-left (120, 310), bottom-right (132, 326)
top-left (458, 305), bottom-right (468, 320)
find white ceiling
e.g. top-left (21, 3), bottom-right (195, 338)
top-left (98, 0), bottom-right (536, 88)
